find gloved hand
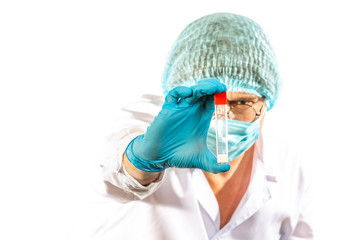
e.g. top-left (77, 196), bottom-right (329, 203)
top-left (125, 78), bottom-right (231, 173)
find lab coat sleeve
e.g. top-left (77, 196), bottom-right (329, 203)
top-left (99, 94), bottom-right (165, 202)
top-left (289, 154), bottom-right (314, 240)
top-left (289, 187), bottom-right (314, 239)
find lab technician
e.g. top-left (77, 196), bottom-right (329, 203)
top-left (97, 13), bottom-right (313, 240)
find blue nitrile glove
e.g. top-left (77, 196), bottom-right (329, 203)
top-left (125, 78), bottom-right (231, 173)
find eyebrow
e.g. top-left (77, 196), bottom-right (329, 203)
top-left (228, 95), bottom-right (260, 102)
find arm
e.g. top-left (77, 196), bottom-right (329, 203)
top-left (100, 94), bottom-right (165, 201)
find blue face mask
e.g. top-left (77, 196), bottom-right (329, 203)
top-left (207, 118), bottom-right (261, 162)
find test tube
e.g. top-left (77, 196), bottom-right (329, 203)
top-left (214, 92), bottom-right (228, 164)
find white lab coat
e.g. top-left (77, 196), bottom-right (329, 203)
top-left (90, 94), bottom-right (313, 240)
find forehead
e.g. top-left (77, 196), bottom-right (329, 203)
top-left (226, 91), bottom-right (262, 101)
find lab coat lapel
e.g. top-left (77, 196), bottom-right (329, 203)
top-left (223, 133), bottom-right (275, 232)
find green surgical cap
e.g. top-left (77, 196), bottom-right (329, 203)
top-left (162, 13), bottom-right (281, 110)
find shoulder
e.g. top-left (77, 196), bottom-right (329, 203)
top-left (261, 117), bottom-right (313, 192)
top-left (120, 94), bottom-right (164, 118)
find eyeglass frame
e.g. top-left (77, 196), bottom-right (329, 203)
top-left (227, 100), bottom-right (265, 123)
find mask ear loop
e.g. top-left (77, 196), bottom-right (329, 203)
top-left (253, 99), bottom-right (267, 123)
top-left (259, 102), bottom-right (267, 118)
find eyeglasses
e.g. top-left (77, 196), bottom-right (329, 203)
top-left (227, 100), bottom-right (265, 123)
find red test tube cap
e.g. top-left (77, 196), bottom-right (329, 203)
top-left (214, 92), bottom-right (227, 105)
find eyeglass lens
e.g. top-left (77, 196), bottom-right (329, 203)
top-left (228, 105), bottom-right (258, 123)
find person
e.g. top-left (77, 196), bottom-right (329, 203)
top-left (96, 12), bottom-right (313, 239)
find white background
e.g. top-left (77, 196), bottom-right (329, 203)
top-left (1, 0), bottom-right (359, 239)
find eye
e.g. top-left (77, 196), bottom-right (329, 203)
top-left (239, 100), bottom-right (250, 105)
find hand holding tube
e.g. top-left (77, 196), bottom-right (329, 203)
top-left (125, 79), bottom-right (231, 173)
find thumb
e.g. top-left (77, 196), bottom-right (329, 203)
top-left (201, 150), bottom-right (231, 174)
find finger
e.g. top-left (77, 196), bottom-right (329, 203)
top-left (185, 79), bottom-right (226, 104)
top-left (195, 95), bottom-right (214, 124)
top-left (201, 151), bottom-right (231, 173)
top-left (194, 78), bottom-right (227, 96)
top-left (211, 162), bottom-right (231, 173)
top-left (196, 95), bottom-right (208, 106)
top-left (165, 86), bottom-right (193, 105)
top-left (204, 95), bottom-right (215, 116)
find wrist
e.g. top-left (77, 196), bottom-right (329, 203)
top-left (125, 135), bottom-right (165, 172)
top-left (122, 152), bottom-right (160, 186)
